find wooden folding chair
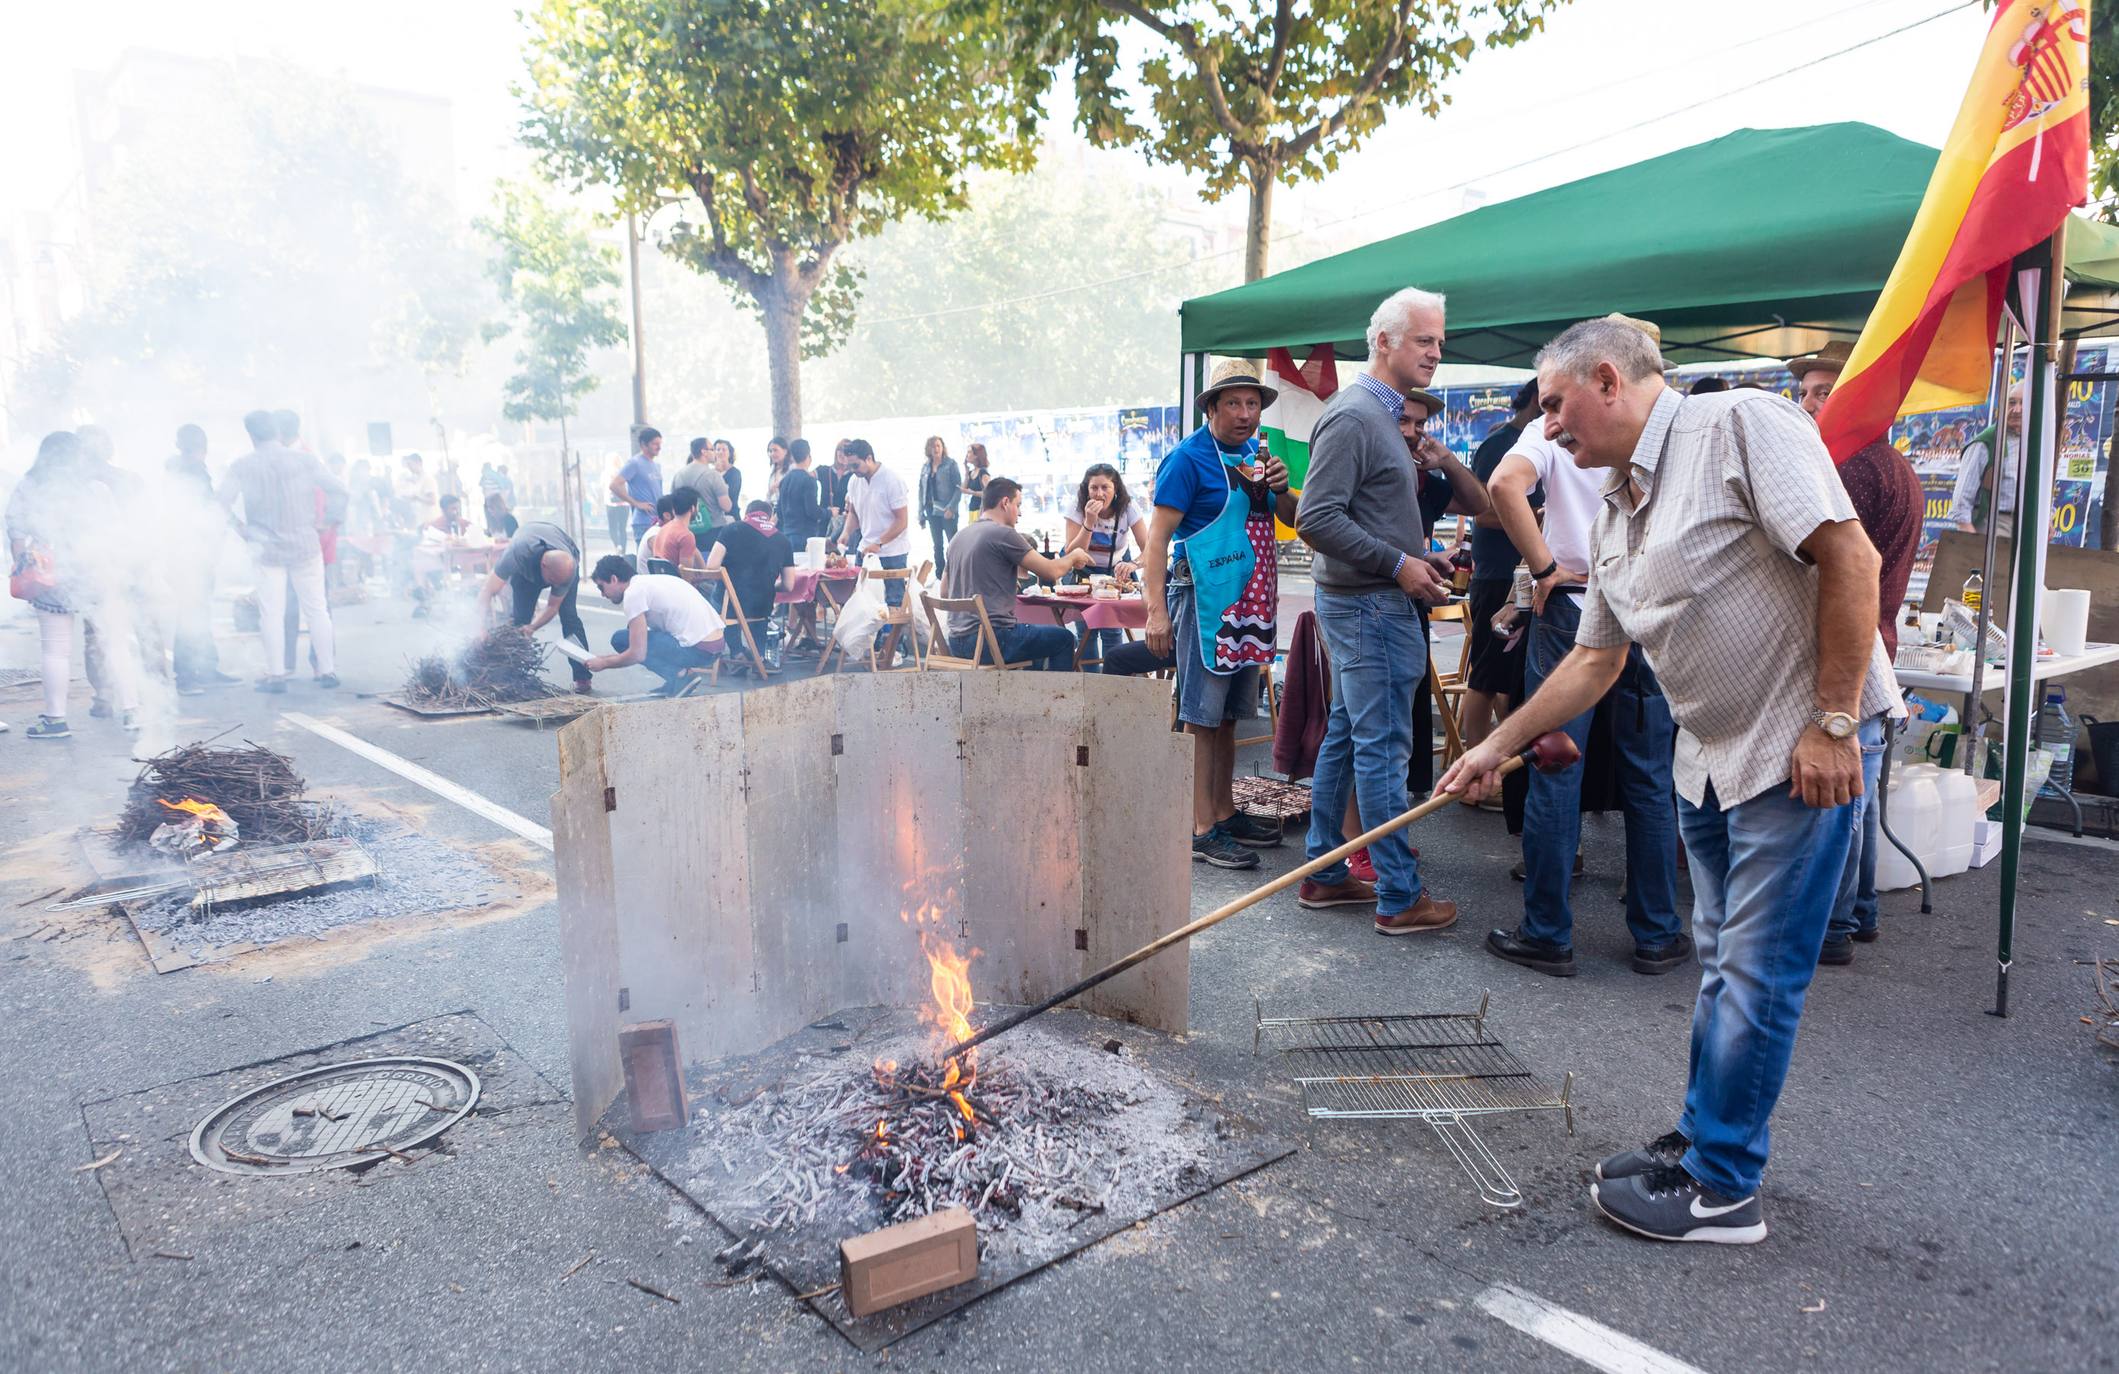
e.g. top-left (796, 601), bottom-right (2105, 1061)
top-left (685, 564), bottom-right (775, 680)
top-left (1426, 601), bottom-right (1468, 766)
top-left (919, 595), bottom-right (1031, 670)
top-left (822, 564), bottom-right (918, 674)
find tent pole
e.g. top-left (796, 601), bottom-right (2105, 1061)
top-left (1992, 234), bottom-right (2062, 1019)
top-left (1964, 311), bottom-right (2019, 775)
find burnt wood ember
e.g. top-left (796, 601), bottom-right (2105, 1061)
top-left (118, 743), bottom-right (336, 850)
top-left (685, 1024), bottom-right (1222, 1257)
top-left (401, 629), bottom-right (560, 708)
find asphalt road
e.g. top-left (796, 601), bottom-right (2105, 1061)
top-left (0, 587), bottom-right (2113, 1373)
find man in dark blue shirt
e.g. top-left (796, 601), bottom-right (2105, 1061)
top-left (1463, 381), bottom-right (1542, 742)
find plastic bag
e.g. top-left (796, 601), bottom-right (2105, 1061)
top-left (831, 577), bottom-right (887, 654)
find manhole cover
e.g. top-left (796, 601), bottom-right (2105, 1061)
top-left (189, 1057), bottom-right (481, 1175)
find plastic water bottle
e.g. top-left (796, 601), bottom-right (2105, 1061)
top-left (1962, 568), bottom-right (1983, 614)
top-left (2039, 688), bottom-right (2076, 795)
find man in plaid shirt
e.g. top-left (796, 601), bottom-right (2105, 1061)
top-left (1441, 317), bottom-right (1902, 1245)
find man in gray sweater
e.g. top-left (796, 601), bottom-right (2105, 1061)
top-left (1294, 287), bottom-right (1463, 934)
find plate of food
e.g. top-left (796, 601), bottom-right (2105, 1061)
top-left (1051, 583), bottom-right (1093, 597)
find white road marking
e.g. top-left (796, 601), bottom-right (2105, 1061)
top-left (281, 712), bottom-right (554, 852)
top-left (1475, 1284), bottom-right (1707, 1374)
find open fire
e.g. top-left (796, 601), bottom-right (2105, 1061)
top-left (149, 796), bottom-right (240, 859)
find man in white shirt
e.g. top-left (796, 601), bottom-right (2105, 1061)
top-left (583, 554), bottom-right (725, 696)
top-left (1950, 382), bottom-right (2021, 537)
top-left (1485, 314), bottom-right (1683, 980)
top-left (835, 437), bottom-right (914, 664)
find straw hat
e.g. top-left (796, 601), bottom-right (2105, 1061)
top-left (1603, 312), bottom-right (1663, 345)
top-left (1197, 358), bottom-right (1280, 411)
top-left (1785, 339), bottom-right (1854, 380)
top-left (1404, 388), bottom-right (1445, 420)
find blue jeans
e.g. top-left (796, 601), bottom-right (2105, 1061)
top-left (1671, 719), bottom-right (1874, 1198)
top-left (1521, 591), bottom-right (1681, 950)
top-left (1305, 587), bottom-right (1426, 912)
top-left (950, 623), bottom-right (1077, 671)
top-left (1827, 728), bottom-right (1887, 940)
top-left (611, 626), bottom-right (718, 692)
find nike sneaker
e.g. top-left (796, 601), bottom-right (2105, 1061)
top-left (1590, 1163), bottom-right (1767, 1244)
top-left (1594, 1129), bottom-right (1689, 1182)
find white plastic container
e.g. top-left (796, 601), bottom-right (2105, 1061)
top-left (1875, 765), bottom-right (1943, 891)
top-left (804, 536), bottom-right (828, 570)
top-left (1929, 768), bottom-right (1978, 878)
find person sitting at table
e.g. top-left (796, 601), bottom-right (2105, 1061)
top-left (410, 493), bottom-right (472, 618)
top-left (644, 489), bottom-right (701, 577)
top-left (941, 477), bottom-right (1093, 670)
top-left (477, 520), bottom-right (593, 694)
top-left (583, 554), bottom-right (725, 696)
top-left (703, 500), bottom-right (797, 674)
top-left (1063, 462), bottom-right (1152, 672)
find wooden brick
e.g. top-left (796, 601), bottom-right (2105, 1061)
top-left (617, 1020), bottom-right (688, 1132)
top-left (839, 1207), bottom-right (978, 1317)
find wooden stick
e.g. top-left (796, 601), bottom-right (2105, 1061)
top-left (938, 734), bottom-right (1574, 1064)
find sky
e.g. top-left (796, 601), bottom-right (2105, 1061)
top-left (0, 0), bottom-right (1997, 271)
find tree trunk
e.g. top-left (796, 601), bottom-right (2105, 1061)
top-left (760, 286), bottom-right (805, 441)
top-left (1244, 164), bottom-right (1276, 283)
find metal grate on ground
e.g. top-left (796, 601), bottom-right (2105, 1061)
top-left (1232, 775), bottom-right (1313, 821)
top-left (1256, 993), bottom-right (1571, 1208)
top-left (0, 668), bottom-right (40, 690)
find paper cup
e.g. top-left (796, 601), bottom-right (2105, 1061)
top-left (2042, 586), bottom-right (2091, 657)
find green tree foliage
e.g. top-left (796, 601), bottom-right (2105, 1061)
top-left (6, 66), bottom-right (483, 444)
top-left (518, 0), bottom-right (1036, 438)
top-left (983, 0), bottom-right (1568, 280)
top-left (476, 180), bottom-right (628, 440)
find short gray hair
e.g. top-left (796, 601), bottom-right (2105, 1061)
top-left (1367, 287), bottom-right (1447, 355)
top-left (1536, 318), bottom-right (1664, 383)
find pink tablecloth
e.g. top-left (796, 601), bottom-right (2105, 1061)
top-left (777, 565), bottom-right (861, 604)
top-left (1016, 592), bottom-right (1149, 632)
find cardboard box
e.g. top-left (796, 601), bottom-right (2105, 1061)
top-left (618, 1020), bottom-right (688, 1132)
top-left (839, 1206), bottom-right (978, 1316)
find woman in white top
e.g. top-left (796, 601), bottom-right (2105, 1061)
top-left (1061, 463), bottom-right (1150, 672)
top-left (1062, 464), bottom-right (1149, 578)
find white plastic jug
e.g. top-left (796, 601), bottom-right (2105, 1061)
top-left (804, 536), bottom-right (828, 570)
top-left (1875, 765), bottom-right (1943, 892)
top-left (1929, 768), bottom-right (1978, 878)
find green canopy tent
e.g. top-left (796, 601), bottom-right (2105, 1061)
top-left (1177, 122), bottom-right (2119, 392)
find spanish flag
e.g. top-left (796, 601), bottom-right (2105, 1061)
top-left (1817, 0), bottom-right (2092, 461)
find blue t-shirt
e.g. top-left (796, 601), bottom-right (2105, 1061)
top-left (1153, 423), bottom-right (1260, 559)
top-left (620, 453), bottom-right (663, 532)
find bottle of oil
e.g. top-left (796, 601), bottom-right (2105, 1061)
top-left (1962, 568), bottom-right (1983, 614)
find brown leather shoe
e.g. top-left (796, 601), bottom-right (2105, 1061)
top-left (1375, 893), bottom-right (1458, 936)
top-left (1299, 877), bottom-right (1377, 909)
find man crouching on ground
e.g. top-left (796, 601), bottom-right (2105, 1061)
top-left (1439, 316), bottom-right (1902, 1244)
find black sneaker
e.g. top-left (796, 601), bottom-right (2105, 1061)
top-left (1191, 826), bottom-right (1259, 870)
top-left (1852, 927), bottom-right (1881, 944)
top-left (1223, 811), bottom-right (1283, 848)
top-left (1484, 927), bottom-right (1576, 977)
top-left (1632, 932), bottom-right (1696, 975)
top-left (1817, 936), bottom-right (1854, 966)
top-left (1591, 1163), bottom-right (1767, 1245)
top-left (1594, 1129), bottom-right (1690, 1182)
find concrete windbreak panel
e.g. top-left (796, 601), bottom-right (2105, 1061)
top-left (554, 673), bottom-right (1194, 1139)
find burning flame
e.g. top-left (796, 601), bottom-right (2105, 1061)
top-left (159, 797), bottom-right (233, 828)
top-left (920, 932), bottom-right (979, 1123)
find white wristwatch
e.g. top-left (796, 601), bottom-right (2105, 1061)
top-left (1810, 708), bottom-right (1858, 740)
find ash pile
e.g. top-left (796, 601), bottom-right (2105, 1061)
top-left (100, 741), bottom-right (496, 951)
top-left (680, 1017), bottom-right (1230, 1267)
top-left (402, 629), bottom-right (559, 709)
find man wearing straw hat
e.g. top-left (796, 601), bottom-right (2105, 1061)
top-left (1442, 316), bottom-right (1902, 1245)
top-left (1142, 357), bottom-right (1301, 871)
top-left (1789, 338), bottom-right (1924, 966)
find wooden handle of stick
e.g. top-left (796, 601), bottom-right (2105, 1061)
top-left (939, 734), bottom-right (1573, 1064)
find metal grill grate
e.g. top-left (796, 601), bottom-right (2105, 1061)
top-left (1256, 994), bottom-right (1571, 1208)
